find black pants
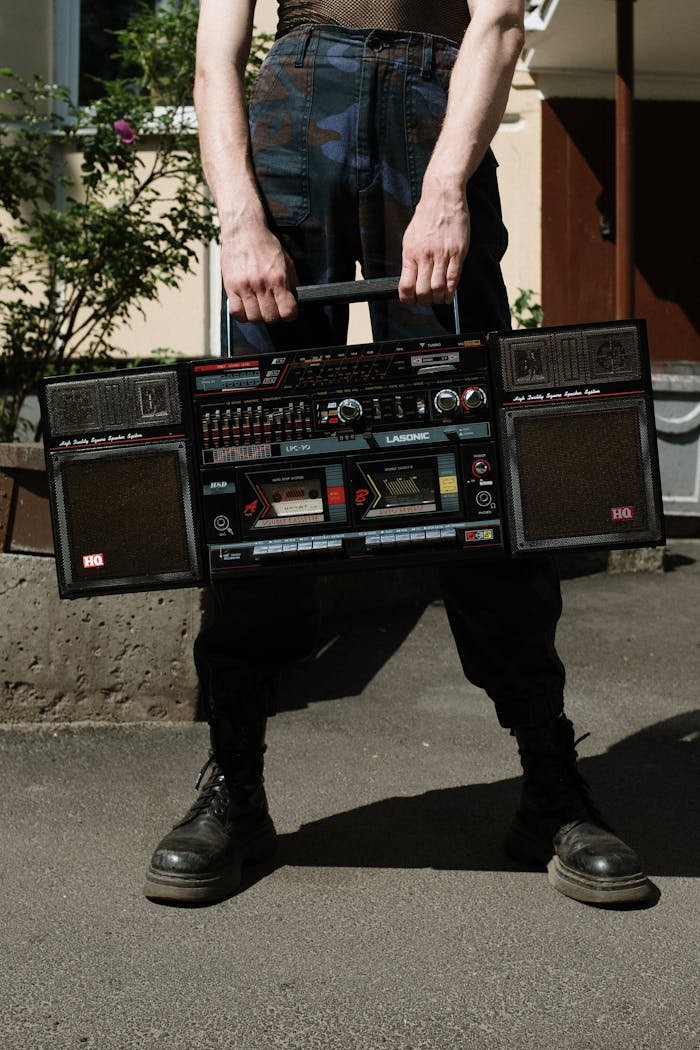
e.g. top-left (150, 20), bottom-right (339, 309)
top-left (197, 26), bottom-right (566, 733)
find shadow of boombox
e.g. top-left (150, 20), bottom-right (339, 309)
top-left (40, 309), bottom-right (664, 598)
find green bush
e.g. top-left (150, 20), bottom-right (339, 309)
top-left (0, 0), bottom-right (272, 441)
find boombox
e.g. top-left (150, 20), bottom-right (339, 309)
top-left (39, 280), bottom-right (664, 598)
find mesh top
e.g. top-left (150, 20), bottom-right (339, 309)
top-left (277, 0), bottom-right (470, 43)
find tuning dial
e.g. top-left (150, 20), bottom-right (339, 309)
top-left (462, 386), bottom-right (487, 410)
top-left (434, 388), bottom-right (460, 414)
top-left (337, 397), bottom-right (363, 422)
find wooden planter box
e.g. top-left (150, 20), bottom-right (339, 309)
top-left (0, 443), bottom-right (54, 555)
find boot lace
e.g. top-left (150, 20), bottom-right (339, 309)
top-left (180, 755), bottom-right (229, 822)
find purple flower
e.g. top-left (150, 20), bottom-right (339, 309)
top-left (114, 119), bottom-right (137, 145)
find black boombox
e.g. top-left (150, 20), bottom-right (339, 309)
top-left (39, 280), bottom-right (664, 598)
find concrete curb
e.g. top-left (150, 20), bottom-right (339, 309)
top-left (0, 543), bottom-right (671, 723)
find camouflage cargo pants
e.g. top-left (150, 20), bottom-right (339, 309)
top-left (197, 26), bottom-right (566, 731)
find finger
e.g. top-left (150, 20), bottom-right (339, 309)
top-left (414, 256), bottom-right (435, 306)
top-left (430, 257), bottom-right (449, 304)
top-left (240, 289), bottom-right (263, 325)
top-left (445, 255), bottom-right (463, 300)
top-left (274, 285), bottom-right (298, 322)
top-left (280, 254), bottom-right (299, 321)
top-left (227, 291), bottom-right (246, 321)
top-left (257, 288), bottom-right (284, 326)
top-left (398, 256), bottom-right (418, 304)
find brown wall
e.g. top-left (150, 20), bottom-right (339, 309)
top-left (542, 99), bottom-right (700, 362)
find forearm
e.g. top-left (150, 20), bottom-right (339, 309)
top-left (194, 0), bottom-right (265, 238)
top-left (423, 0), bottom-right (525, 196)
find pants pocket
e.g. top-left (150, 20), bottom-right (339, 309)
top-left (249, 44), bottom-right (316, 227)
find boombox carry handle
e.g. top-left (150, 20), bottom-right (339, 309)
top-left (225, 276), bottom-right (461, 356)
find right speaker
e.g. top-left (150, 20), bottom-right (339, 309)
top-left (489, 320), bottom-right (665, 555)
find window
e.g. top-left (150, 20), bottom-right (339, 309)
top-left (78, 0), bottom-right (156, 105)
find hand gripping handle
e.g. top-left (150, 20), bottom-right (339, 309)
top-left (224, 276), bottom-right (461, 356)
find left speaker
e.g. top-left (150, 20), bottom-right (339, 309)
top-left (40, 365), bottom-right (204, 597)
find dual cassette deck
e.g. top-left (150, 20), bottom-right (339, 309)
top-left (196, 332), bottom-right (503, 577)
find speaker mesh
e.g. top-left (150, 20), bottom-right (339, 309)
top-left (501, 399), bottom-right (662, 551)
top-left (496, 323), bottom-right (642, 395)
top-left (45, 370), bottom-right (181, 437)
top-left (51, 442), bottom-right (200, 593)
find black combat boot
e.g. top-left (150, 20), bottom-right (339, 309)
top-left (144, 717), bottom-right (277, 903)
top-left (504, 715), bottom-right (650, 904)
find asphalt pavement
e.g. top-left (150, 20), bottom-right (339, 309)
top-left (1, 540), bottom-right (698, 1050)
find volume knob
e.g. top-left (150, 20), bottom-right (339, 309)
top-left (462, 386), bottom-right (487, 410)
top-left (434, 388), bottom-right (460, 414)
top-left (338, 397), bottom-right (363, 422)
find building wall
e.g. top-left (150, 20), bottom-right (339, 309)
top-left (0, 0), bottom-right (51, 83)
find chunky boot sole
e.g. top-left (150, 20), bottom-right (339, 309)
top-left (505, 824), bottom-right (651, 905)
top-left (144, 827), bottom-right (277, 904)
top-left (547, 855), bottom-right (651, 905)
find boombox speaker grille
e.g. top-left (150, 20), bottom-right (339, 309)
top-left (501, 398), bottom-right (663, 553)
top-left (50, 441), bottom-right (202, 595)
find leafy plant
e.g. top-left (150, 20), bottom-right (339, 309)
top-left (0, 0), bottom-right (272, 441)
top-left (510, 288), bottom-right (544, 329)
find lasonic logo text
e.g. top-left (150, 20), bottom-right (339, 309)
top-left (385, 432), bottom-right (431, 444)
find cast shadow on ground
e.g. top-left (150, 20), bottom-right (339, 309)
top-left (237, 710), bottom-right (699, 899)
top-left (267, 548), bottom-right (696, 712)
top-left (278, 600), bottom-right (432, 709)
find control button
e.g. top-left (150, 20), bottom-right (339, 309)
top-left (434, 388), bottom-right (460, 414)
top-left (338, 397), bottom-right (363, 422)
top-left (462, 386), bottom-right (487, 410)
top-left (312, 538), bottom-right (329, 550)
top-left (281, 541), bottom-right (299, 553)
top-left (409, 529), bottom-right (427, 543)
top-left (476, 490), bottom-right (493, 507)
top-left (296, 539), bottom-right (313, 552)
top-left (380, 533), bottom-right (397, 546)
top-left (472, 458), bottom-right (491, 478)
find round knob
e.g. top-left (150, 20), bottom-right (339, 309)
top-left (434, 388), bottom-right (460, 414)
top-left (472, 458), bottom-right (491, 478)
top-left (462, 386), bottom-right (487, 410)
top-left (337, 397), bottom-right (363, 422)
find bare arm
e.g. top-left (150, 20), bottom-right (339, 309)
top-left (398, 0), bottom-right (525, 306)
top-left (195, 0), bottom-right (298, 324)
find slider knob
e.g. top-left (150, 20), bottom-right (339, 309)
top-left (462, 386), bottom-right (487, 410)
top-left (434, 388), bottom-right (460, 414)
top-left (338, 397), bottom-right (363, 422)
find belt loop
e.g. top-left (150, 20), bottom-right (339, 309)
top-left (420, 34), bottom-right (434, 79)
top-left (294, 27), bottom-right (313, 68)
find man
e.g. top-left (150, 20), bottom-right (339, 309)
top-left (144, 0), bottom-right (650, 906)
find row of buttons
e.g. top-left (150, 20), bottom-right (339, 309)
top-left (252, 537), bottom-right (345, 556)
top-left (247, 525), bottom-right (458, 558)
top-left (365, 525), bottom-right (456, 547)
